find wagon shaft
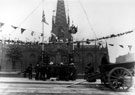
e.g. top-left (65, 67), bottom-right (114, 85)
top-left (86, 72), bottom-right (101, 82)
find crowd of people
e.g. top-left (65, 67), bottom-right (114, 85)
top-left (24, 61), bottom-right (77, 81)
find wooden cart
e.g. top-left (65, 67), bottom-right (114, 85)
top-left (85, 62), bottom-right (135, 91)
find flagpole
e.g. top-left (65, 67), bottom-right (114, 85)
top-left (42, 17), bottom-right (45, 63)
top-left (41, 0), bottom-right (45, 64)
top-left (42, 12), bottom-right (45, 50)
top-left (41, 0), bottom-right (49, 64)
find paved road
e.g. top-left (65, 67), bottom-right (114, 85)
top-left (0, 77), bottom-right (135, 95)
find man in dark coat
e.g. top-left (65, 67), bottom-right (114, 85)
top-left (42, 63), bottom-right (47, 81)
top-left (101, 53), bottom-right (109, 65)
top-left (27, 64), bottom-right (33, 79)
top-left (84, 62), bottom-right (94, 79)
top-left (59, 62), bottom-right (69, 80)
top-left (35, 63), bottom-right (40, 80)
top-left (39, 63), bottom-right (47, 81)
top-left (69, 63), bottom-right (77, 80)
top-left (100, 53), bottom-right (109, 74)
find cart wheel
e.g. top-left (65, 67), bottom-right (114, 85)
top-left (108, 67), bottom-right (133, 91)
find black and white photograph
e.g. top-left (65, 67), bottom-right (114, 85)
top-left (0, 0), bottom-right (135, 95)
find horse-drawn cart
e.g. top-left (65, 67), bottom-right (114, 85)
top-left (85, 62), bottom-right (135, 91)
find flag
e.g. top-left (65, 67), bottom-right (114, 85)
top-left (119, 45), bottom-right (124, 48)
top-left (42, 10), bottom-right (49, 25)
top-left (110, 34), bottom-right (116, 38)
top-left (11, 25), bottom-right (18, 29)
top-left (128, 45), bottom-right (132, 51)
top-left (31, 31), bottom-right (34, 36)
top-left (69, 25), bottom-right (77, 34)
top-left (0, 22), bottom-right (4, 28)
top-left (109, 44), bottom-right (114, 46)
top-left (41, 33), bottom-right (43, 36)
top-left (21, 28), bottom-right (26, 34)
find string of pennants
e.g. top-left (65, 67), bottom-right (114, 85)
top-left (0, 22), bottom-right (37, 36)
top-left (86, 30), bottom-right (133, 42)
top-left (0, 39), bottom-right (45, 45)
top-left (0, 37), bottom-right (133, 52)
top-left (0, 22), bottom-right (135, 46)
top-left (108, 44), bottom-right (132, 51)
top-left (11, 25), bottom-right (26, 34)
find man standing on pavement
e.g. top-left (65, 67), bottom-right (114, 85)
top-left (69, 63), bottom-right (77, 80)
top-left (42, 63), bottom-right (47, 81)
top-left (27, 64), bottom-right (33, 79)
top-left (35, 62), bottom-right (40, 80)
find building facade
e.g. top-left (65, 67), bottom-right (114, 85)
top-left (0, 0), bottom-right (108, 74)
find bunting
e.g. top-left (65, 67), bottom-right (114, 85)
top-left (119, 45), bottom-right (124, 48)
top-left (31, 31), bottom-right (34, 36)
top-left (11, 24), bottom-right (36, 35)
top-left (0, 22), bottom-right (4, 28)
top-left (109, 44), bottom-right (114, 46)
top-left (11, 25), bottom-right (18, 29)
top-left (41, 33), bottom-right (43, 36)
top-left (86, 30), bottom-right (134, 42)
top-left (21, 28), bottom-right (26, 34)
top-left (128, 45), bottom-right (132, 51)
top-left (108, 44), bottom-right (133, 50)
top-left (0, 21), bottom-right (134, 46)
top-left (0, 36), bottom-right (134, 52)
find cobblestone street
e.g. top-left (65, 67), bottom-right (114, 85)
top-left (0, 77), bottom-right (135, 95)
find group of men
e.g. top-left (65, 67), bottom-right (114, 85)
top-left (25, 61), bottom-right (77, 81)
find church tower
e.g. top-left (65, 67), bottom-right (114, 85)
top-left (48, 0), bottom-right (72, 64)
top-left (51, 0), bottom-right (71, 42)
